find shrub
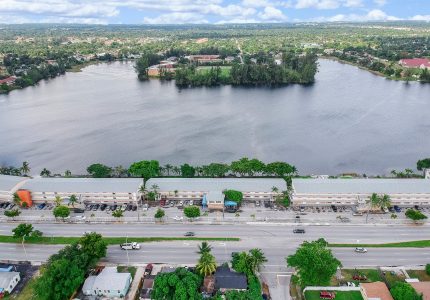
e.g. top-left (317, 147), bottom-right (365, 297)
top-left (426, 264), bottom-right (430, 276)
top-left (224, 190), bottom-right (243, 205)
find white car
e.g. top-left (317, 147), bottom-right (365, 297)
top-left (355, 247), bottom-right (368, 253)
top-left (121, 204), bottom-right (127, 211)
top-left (173, 216), bottom-right (184, 221)
top-left (189, 200), bottom-right (194, 206)
top-left (347, 282), bottom-right (356, 287)
top-left (75, 215), bottom-right (86, 220)
top-left (120, 242), bottom-right (140, 250)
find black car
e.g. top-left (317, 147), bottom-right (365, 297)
top-left (112, 204), bottom-right (118, 211)
top-left (293, 228), bottom-right (306, 234)
top-left (184, 232), bottom-right (195, 237)
top-left (132, 205), bottom-right (137, 211)
top-left (72, 208), bottom-right (85, 213)
top-left (100, 204), bottom-right (107, 211)
top-left (127, 204), bottom-right (133, 211)
top-left (331, 205), bottom-right (338, 212)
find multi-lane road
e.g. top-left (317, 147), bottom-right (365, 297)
top-left (0, 222), bottom-right (428, 299)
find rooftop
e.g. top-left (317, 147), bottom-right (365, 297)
top-left (0, 175), bottom-right (27, 192)
top-left (88, 267), bottom-right (131, 291)
top-left (147, 178), bottom-right (286, 193)
top-left (0, 272), bottom-right (20, 289)
top-left (215, 265), bottom-right (247, 290)
top-left (361, 282), bottom-right (394, 300)
top-left (21, 178), bottom-right (142, 193)
top-left (292, 179), bottom-right (430, 194)
top-left (410, 282), bottom-right (430, 300)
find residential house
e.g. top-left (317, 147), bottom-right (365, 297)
top-left (0, 76), bottom-right (17, 86)
top-left (82, 267), bottom-right (132, 298)
top-left (0, 272), bottom-right (20, 295)
top-left (410, 282), bottom-right (430, 300)
top-left (360, 282), bottom-right (394, 300)
top-left (214, 265), bottom-right (247, 293)
top-left (399, 58), bottom-right (430, 70)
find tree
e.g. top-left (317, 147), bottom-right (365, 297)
top-left (164, 164), bottom-right (173, 176)
top-left (86, 163), bottom-right (112, 178)
top-left (13, 192), bottom-right (21, 206)
top-left (249, 248), bottom-right (268, 273)
top-left (151, 267), bottom-right (202, 300)
top-left (265, 162), bottom-right (295, 177)
top-left (21, 161), bottom-right (30, 176)
top-left (68, 194), bottom-right (78, 207)
top-left (196, 252), bottom-right (217, 276)
top-left (12, 223), bottom-right (34, 240)
top-left (230, 157), bottom-right (265, 177)
top-left (197, 242), bottom-right (212, 255)
top-left (180, 163), bottom-right (195, 178)
top-left (128, 160), bottom-right (159, 190)
top-left (426, 264), bottom-right (430, 276)
top-left (64, 170), bottom-right (72, 177)
top-left (202, 163), bottom-right (229, 177)
top-left (231, 249), bottom-right (267, 276)
top-left (286, 238), bottom-right (342, 287)
top-left (53, 205), bottom-right (70, 221)
top-left (184, 206), bottom-right (201, 220)
top-left (417, 158), bottom-right (430, 171)
top-left (405, 209), bottom-right (428, 222)
top-left (4, 209), bottom-right (21, 220)
top-left (79, 232), bottom-right (107, 265)
top-left (390, 282), bottom-right (422, 300)
top-left (40, 168), bottom-right (51, 177)
top-left (112, 209), bottom-right (123, 219)
top-left (368, 193), bottom-right (391, 211)
top-left (54, 195), bottom-right (62, 206)
top-left (223, 190), bottom-right (244, 205)
top-left (113, 165), bottom-right (128, 177)
top-left (154, 208), bottom-right (165, 220)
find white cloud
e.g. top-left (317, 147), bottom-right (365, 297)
top-left (143, 12), bottom-right (208, 24)
top-left (258, 6), bottom-right (287, 21)
top-left (344, 0), bottom-right (362, 8)
top-left (216, 18), bottom-right (260, 24)
top-left (411, 15), bottom-right (430, 22)
top-left (295, 0), bottom-right (341, 9)
top-left (374, 0), bottom-right (387, 6)
top-left (317, 9), bottom-right (399, 22)
top-left (0, 13), bottom-right (31, 23)
top-left (241, 0), bottom-right (272, 7)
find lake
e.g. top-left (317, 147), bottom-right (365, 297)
top-left (1, 59), bottom-right (430, 176)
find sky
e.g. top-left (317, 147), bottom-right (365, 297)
top-left (0, 0), bottom-right (429, 25)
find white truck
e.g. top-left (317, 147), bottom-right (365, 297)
top-left (120, 242), bottom-right (141, 250)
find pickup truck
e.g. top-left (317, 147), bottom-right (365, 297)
top-left (120, 242), bottom-right (141, 250)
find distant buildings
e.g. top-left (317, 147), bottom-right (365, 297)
top-left (399, 58), bottom-right (430, 70)
top-left (0, 76), bottom-right (17, 86)
top-left (187, 55), bottom-right (222, 64)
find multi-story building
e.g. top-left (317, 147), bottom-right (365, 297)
top-left (291, 178), bottom-right (430, 207)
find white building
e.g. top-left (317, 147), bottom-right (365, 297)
top-left (291, 178), bottom-right (430, 207)
top-left (0, 175), bottom-right (28, 202)
top-left (82, 267), bottom-right (132, 298)
top-left (20, 178), bottom-right (142, 205)
top-left (0, 272), bottom-right (20, 294)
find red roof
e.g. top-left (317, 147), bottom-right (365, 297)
top-left (0, 76), bottom-right (16, 84)
top-left (399, 58), bottom-right (430, 68)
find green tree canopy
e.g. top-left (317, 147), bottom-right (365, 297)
top-left (417, 158), bottom-right (430, 171)
top-left (224, 190), bottom-right (244, 205)
top-left (405, 209), bottom-right (428, 222)
top-left (286, 238), bottom-right (342, 287)
top-left (230, 157), bottom-right (265, 177)
top-left (53, 205), bottom-right (70, 220)
top-left (86, 163), bottom-right (112, 178)
top-left (112, 209), bottom-right (124, 218)
top-left (231, 248), bottom-right (267, 276)
top-left (196, 252), bottom-right (217, 277)
top-left (4, 208), bottom-right (21, 219)
top-left (12, 223), bottom-right (34, 239)
top-left (40, 168), bottom-right (51, 177)
top-left (184, 206), bottom-right (201, 219)
top-left (151, 267), bottom-right (203, 300)
top-left (155, 208), bottom-right (165, 219)
top-left (129, 160), bottom-right (159, 189)
top-left (390, 282), bottom-right (423, 300)
top-left (202, 163), bottom-right (229, 177)
top-left (68, 194), bottom-right (78, 207)
top-left (265, 162), bottom-right (295, 177)
top-left (197, 242), bottom-right (212, 255)
top-left (180, 163), bottom-right (196, 178)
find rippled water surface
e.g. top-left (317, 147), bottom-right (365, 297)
top-left (1, 59), bottom-right (430, 175)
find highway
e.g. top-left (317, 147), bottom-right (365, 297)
top-left (0, 222), bottom-right (428, 300)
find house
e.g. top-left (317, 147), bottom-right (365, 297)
top-left (82, 267), bottom-right (132, 298)
top-left (0, 272), bottom-right (20, 295)
top-left (214, 265), bottom-right (247, 293)
top-left (188, 55), bottom-right (222, 64)
top-left (147, 62), bottom-right (176, 77)
top-left (0, 76), bottom-right (17, 86)
top-left (399, 58), bottom-right (430, 69)
top-left (291, 178), bottom-right (430, 207)
top-left (410, 282), bottom-right (430, 300)
top-left (360, 282), bottom-right (394, 300)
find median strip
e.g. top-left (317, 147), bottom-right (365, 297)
top-left (0, 235), bottom-right (239, 245)
top-left (329, 240), bottom-right (430, 248)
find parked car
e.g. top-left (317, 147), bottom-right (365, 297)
top-left (37, 203), bottom-right (46, 210)
top-left (144, 264), bottom-right (153, 276)
top-left (189, 200), bottom-right (194, 206)
top-left (320, 291), bottom-right (335, 299)
top-left (255, 201), bottom-right (260, 207)
top-left (72, 208), bottom-right (85, 213)
top-left (120, 204), bottom-right (127, 211)
top-left (173, 216), bottom-right (184, 221)
top-left (394, 205), bottom-right (401, 212)
top-left (120, 242), bottom-right (140, 250)
top-left (352, 274), bottom-right (367, 281)
top-left (184, 232), bottom-right (195, 237)
top-left (126, 204), bottom-right (133, 211)
top-left (355, 247), bottom-right (368, 253)
top-left (100, 204), bottom-right (107, 211)
top-left (132, 205), bottom-right (137, 211)
top-left (293, 228), bottom-right (305, 234)
top-left (347, 282), bottom-right (356, 287)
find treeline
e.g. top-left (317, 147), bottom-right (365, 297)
top-left (174, 65), bottom-right (229, 87)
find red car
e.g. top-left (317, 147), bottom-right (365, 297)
top-left (320, 291), bottom-right (335, 299)
top-left (144, 263), bottom-right (153, 276)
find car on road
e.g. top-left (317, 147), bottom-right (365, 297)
top-left (173, 216), bottom-right (183, 221)
top-left (293, 228), bottom-right (305, 234)
top-left (75, 215), bottom-right (86, 220)
top-left (120, 242), bottom-right (141, 250)
top-left (355, 247), bottom-right (368, 253)
top-left (184, 232), bottom-right (195, 237)
top-left (127, 204), bottom-right (133, 211)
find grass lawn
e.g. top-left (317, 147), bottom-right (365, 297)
top-left (407, 270), bottom-right (430, 281)
top-left (382, 271), bottom-right (406, 288)
top-left (117, 266), bottom-right (137, 279)
top-left (304, 291), bottom-right (363, 300)
top-left (329, 240), bottom-right (430, 248)
top-left (341, 269), bottom-right (382, 285)
top-left (0, 235), bottom-right (239, 245)
top-left (5, 277), bottom-right (38, 300)
top-left (197, 65), bottom-right (231, 76)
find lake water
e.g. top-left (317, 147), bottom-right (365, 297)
top-left (1, 59), bottom-right (430, 176)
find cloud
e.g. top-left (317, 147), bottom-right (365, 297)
top-left (216, 18), bottom-right (260, 24)
top-left (295, 0), bottom-right (341, 9)
top-left (258, 6), bottom-right (287, 21)
top-left (344, 0), bottom-right (363, 8)
top-left (373, 0), bottom-right (386, 6)
top-left (411, 15), bottom-right (430, 22)
top-left (143, 12), bottom-right (208, 24)
top-left (319, 9), bottom-right (399, 22)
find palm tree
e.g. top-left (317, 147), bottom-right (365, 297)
top-left (158, 166), bottom-right (165, 176)
top-left (21, 161), bottom-right (30, 176)
top-left (164, 164), bottom-right (173, 176)
top-left (291, 166), bottom-right (298, 175)
top-left (151, 184), bottom-right (160, 195)
top-left (196, 252), bottom-right (217, 277)
top-left (390, 170), bottom-right (397, 177)
top-left (379, 194), bottom-right (391, 209)
top-left (68, 194), bottom-right (78, 207)
top-left (197, 241), bottom-right (212, 255)
top-left (249, 248), bottom-right (267, 273)
top-left (113, 165), bottom-right (127, 177)
top-left (64, 170), bottom-right (72, 177)
top-left (13, 193), bottom-right (21, 206)
top-left (195, 166), bottom-right (203, 177)
top-left (405, 169), bottom-right (414, 178)
top-left (369, 193), bottom-right (380, 209)
top-left (54, 195), bottom-right (62, 207)
top-left (271, 186), bottom-right (279, 193)
top-left (173, 166), bottom-right (180, 176)
top-left (40, 168), bottom-right (51, 177)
